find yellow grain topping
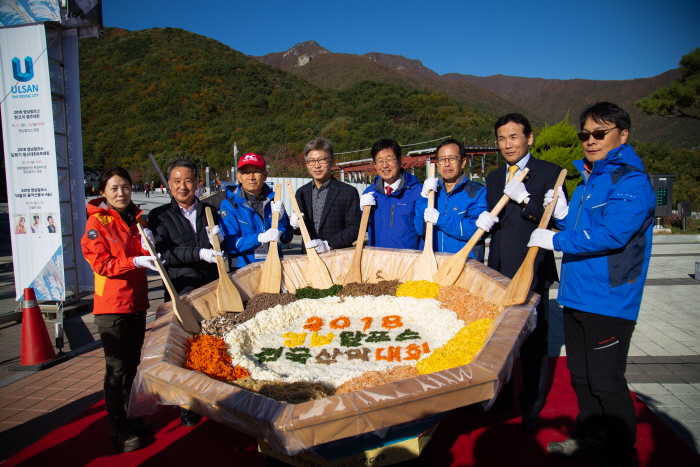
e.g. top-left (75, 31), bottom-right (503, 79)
top-left (415, 318), bottom-right (494, 374)
top-left (395, 280), bottom-right (440, 299)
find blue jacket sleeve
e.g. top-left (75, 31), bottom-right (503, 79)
top-left (553, 174), bottom-right (654, 255)
top-left (414, 195), bottom-right (428, 236)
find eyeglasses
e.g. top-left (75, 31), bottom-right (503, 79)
top-left (375, 157), bottom-right (397, 166)
top-left (577, 127), bottom-right (618, 142)
top-left (305, 157), bottom-right (330, 167)
top-left (437, 156), bottom-right (461, 165)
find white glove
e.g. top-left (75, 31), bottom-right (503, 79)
top-left (306, 239), bottom-right (331, 254)
top-left (133, 255), bottom-right (160, 271)
top-left (271, 200), bottom-right (285, 213)
top-left (290, 212), bottom-right (303, 229)
top-left (205, 225), bottom-right (224, 245)
top-left (527, 228), bottom-right (555, 250)
top-left (544, 187), bottom-right (568, 220)
top-left (140, 228), bottom-right (155, 250)
top-left (476, 211), bottom-right (499, 232)
top-left (421, 177), bottom-right (439, 198)
top-left (504, 180), bottom-right (530, 204)
top-left (360, 193), bottom-right (376, 211)
top-left (199, 248), bottom-right (223, 263)
top-left (258, 228), bottom-right (281, 243)
top-left (424, 207), bottom-right (439, 224)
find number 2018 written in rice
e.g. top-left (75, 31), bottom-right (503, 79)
top-left (302, 315), bottom-right (403, 332)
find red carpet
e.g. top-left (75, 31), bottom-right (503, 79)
top-left (5, 358), bottom-right (699, 466)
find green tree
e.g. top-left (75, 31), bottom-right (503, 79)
top-left (531, 117), bottom-right (583, 196)
top-left (635, 48), bottom-right (700, 121)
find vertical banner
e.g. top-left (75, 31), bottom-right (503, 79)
top-left (1, 24), bottom-right (65, 301)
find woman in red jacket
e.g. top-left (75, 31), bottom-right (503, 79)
top-left (81, 167), bottom-right (159, 453)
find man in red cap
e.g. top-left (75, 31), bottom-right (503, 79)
top-left (219, 153), bottom-right (292, 269)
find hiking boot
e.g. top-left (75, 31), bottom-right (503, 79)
top-left (109, 416), bottom-right (142, 453)
top-left (127, 417), bottom-right (153, 437)
top-left (547, 437), bottom-right (592, 460)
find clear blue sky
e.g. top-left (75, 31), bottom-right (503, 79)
top-left (103, 0), bottom-right (700, 81)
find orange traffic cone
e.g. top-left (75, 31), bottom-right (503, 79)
top-left (19, 288), bottom-right (56, 366)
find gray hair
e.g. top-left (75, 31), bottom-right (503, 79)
top-left (303, 137), bottom-right (334, 160)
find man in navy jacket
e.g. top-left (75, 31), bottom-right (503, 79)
top-left (360, 139), bottom-right (422, 250)
top-left (530, 102), bottom-right (655, 467)
top-left (478, 114), bottom-right (564, 432)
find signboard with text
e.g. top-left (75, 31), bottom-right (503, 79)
top-left (1, 24), bottom-right (65, 301)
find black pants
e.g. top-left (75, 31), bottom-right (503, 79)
top-left (499, 287), bottom-right (550, 414)
top-left (563, 307), bottom-right (636, 464)
top-left (95, 312), bottom-right (147, 418)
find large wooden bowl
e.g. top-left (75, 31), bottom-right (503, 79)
top-left (129, 247), bottom-right (538, 456)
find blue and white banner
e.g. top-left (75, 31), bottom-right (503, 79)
top-left (0, 0), bottom-right (61, 27)
top-left (1, 24), bottom-right (65, 301)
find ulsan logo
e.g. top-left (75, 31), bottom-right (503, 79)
top-left (10, 56), bottom-right (39, 95)
top-left (12, 57), bottom-right (34, 82)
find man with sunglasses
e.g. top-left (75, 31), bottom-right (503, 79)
top-left (292, 137), bottom-right (360, 253)
top-left (414, 138), bottom-right (488, 260)
top-left (477, 113), bottom-right (565, 432)
top-left (360, 139), bottom-right (423, 249)
top-left (529, 102), bottom-right (655, 467)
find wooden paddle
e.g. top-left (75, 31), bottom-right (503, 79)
top-left (501, 168), bottom-right (568, 307)
top-left (205, 207), bottom-right (244, 314)
top-left (432, 168), bottom-right (530, 286)
top-left (137, 223), bottom-right (200, 333)
top-left (285, 181), bottom-right (334, 289)
top-left (258, 184), bottom-right (283, 293)
top-left (413, 163), bottom-right (438, 281)
top-left (344, 203), bottom-right (372, 285)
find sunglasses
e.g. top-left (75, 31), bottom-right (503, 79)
top-left (577, 127), bottom-right (618, 142)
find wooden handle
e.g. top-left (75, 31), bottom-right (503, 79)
top-left (205, 207), bottom-right (228, 279)
top-left (538, 169), bottom-right (567, 229)
top-left (136, 223), bottom-right (200, 333)
top-left (271, 184), bottom-right (281, 230)
top-left (424, 163), bottom-right (436, 247)
top-left (286, 181), bottom-right (312, 245)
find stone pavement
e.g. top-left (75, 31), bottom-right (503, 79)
top-left (0, 192), bottom-right (699, 462)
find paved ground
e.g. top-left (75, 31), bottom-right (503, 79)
top-left (0, 192), bottom-right (699, 462)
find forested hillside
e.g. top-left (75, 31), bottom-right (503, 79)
top-left (78, 28), bottom-right (495, 178)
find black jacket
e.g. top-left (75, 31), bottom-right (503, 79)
top-left (485, 156), bottom-right (563, 291)
top-left (149, 198), bottom-right (219, 294)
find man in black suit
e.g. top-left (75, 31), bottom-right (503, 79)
top-left (291, 137), bottom-right (360, 253)
top-left (476, 113), bottom-right (564, 431)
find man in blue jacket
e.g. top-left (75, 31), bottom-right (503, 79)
top-left (414, 138), bottom-right (487, 261)
top-left (219, 153), bottom-right (293, 270)
top-left (360, 139), bottom-right (423, 249)
top-left (529, 102), bottom-right (655, 467)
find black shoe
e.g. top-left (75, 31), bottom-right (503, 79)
top-left (109, 416), bottom-right (142, 453)
top-left (547, 437), bottom-right (593, 461)
top-left (127, 417), bottom-right (153, 437)
top-left (180, 408), bottom-right (202, 427)
top-left (521, 412), bottom-right (540, 432)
